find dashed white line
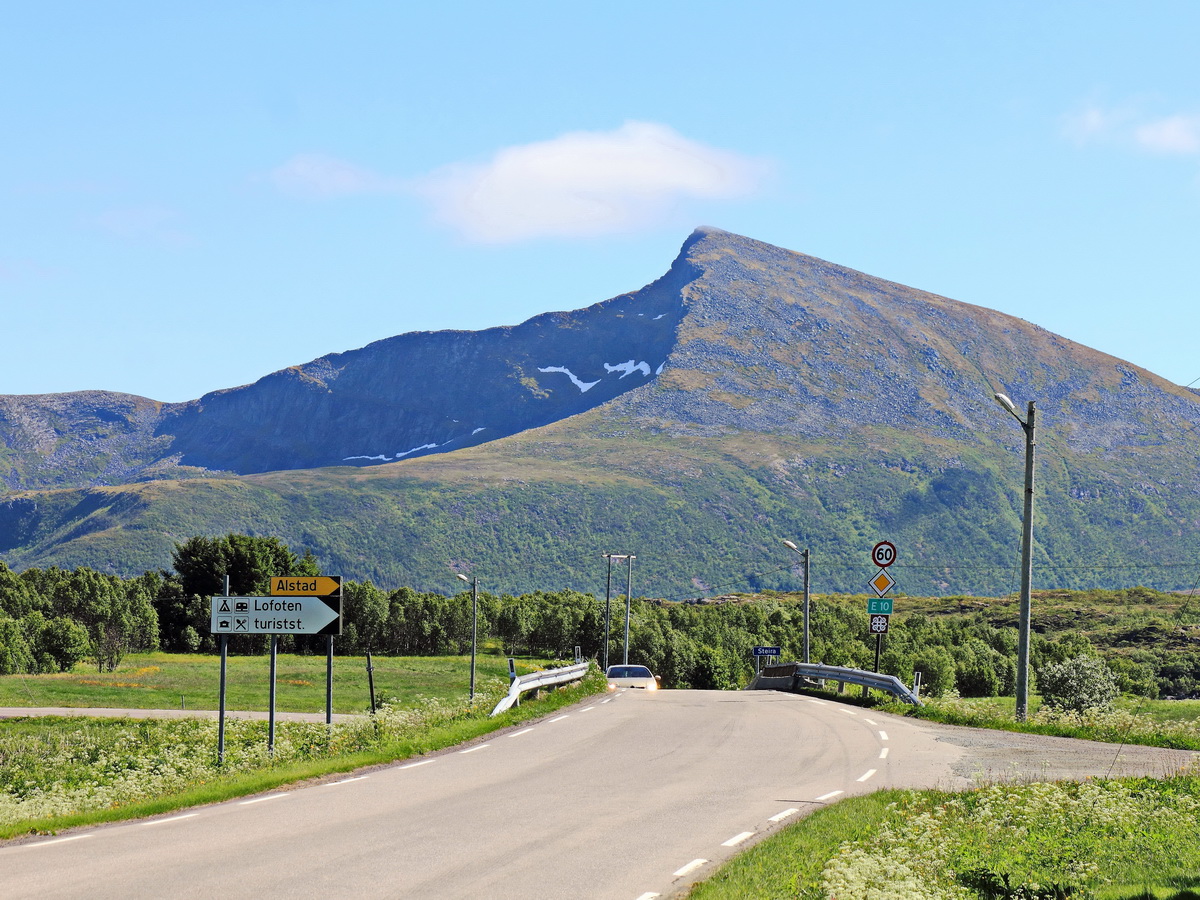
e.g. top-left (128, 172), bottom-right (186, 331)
top-left (634, 893), bottom-right (661, 900)
top-left (399, 760), bottom-right (436, 770)
top-left (240, 793), bottom-right (286, 804)
top-left (838, 708), bottom-right (857, 716)
top-left (326, 775), bottom-right (369, 785)
top-left (721, 831), bottom-right (755, 847)
top-left (581, 705), bottom-right (596, 712)
top-left (673, 859), bottom-right (708, 878)
top-left (878, 730), bottom-right (889, 741)
top-left (459, 744), bottom-right (489, 754)
top-left (815, 790), bottom-right (843, 802)
top-left (857, 769), bottom-right (877, 782)
top-left (507, 727), bottom-right (535, 738)
top-left (26, 834), bottom-right (92, 847)
top-left (879, 747), bottom-right (889, 759)
top-left (548, 715), bottom-right (570, 723)
top-left (140, 813), bottom-right (199, 825)
top-left (864, 718), bottom-right (879, 726)
top-left (769, 807), bottom-right (800, 822)
top-left (601, 698), bottom-right (613, 704)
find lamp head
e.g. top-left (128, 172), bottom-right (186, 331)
top-left (993, 393), bottom-right (1017, 415)
top-left (456, 574), bottom-right (470, 584)
top-left (782, 539), bottom-right (799, 551)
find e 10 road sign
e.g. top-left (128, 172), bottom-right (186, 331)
top-left (210, 595), bottom-right (342, 635)
top-left (867, 598), bottom-right (894, 616)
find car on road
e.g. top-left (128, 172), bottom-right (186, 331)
top-left (605, 664), bottom-right (660, 691)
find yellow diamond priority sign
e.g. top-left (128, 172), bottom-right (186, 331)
top-left (869, 569), bottom-right (896, 597)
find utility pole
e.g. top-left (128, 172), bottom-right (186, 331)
top-left (995, 393), bottom-right (1036, 722)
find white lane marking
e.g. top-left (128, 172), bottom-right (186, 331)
top-left (879, 747), bottom-right (889, 759)
top-left (635, 893), bottom-right (660, 900)
top-left (26, 834), bottom-right (92, 847)
top-left (815, 790), bottom-right (843, 802)
top-left (721, 831), bottom-right (755, 847)
top-left (327, 776), bottom-right (369, 785)
top-left (507, 727), bottom-right (535, 738)
top-left (240, 794), bottom-right (286, 804)
top-left (805, 698), bottom-right (827, 705)
top-left (879, 730), bottom-right (889, 741)
top-left (838, 708), bottom-right (857, 716)
top-left (399, 760), bottom-right (436, 770)
top-left (548, 715), bottom-right (570, 723)
top-left (857, 769), bottom-right (877, 782)
top-left (673, 859), bottom-right (708, 878)
top-left (601, 698), bottom-right (613, 704)
top-left (459, 744), bottom-right (489, 754)
top-left (581, 705), bottom-right (596, 712)
top-left (769, 807), bottom-right (800, 822)
top-left (140, 813), bottom-right (199, 825)
top-left (864, 718), bottom-right (879, 725)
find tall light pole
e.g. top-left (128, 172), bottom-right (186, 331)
top-left (456, 573), bottom-right (479, 701)
top-left (994, 392), bottom-right (1036, 722)
top-left (602, 553), bottom-right (631, 671)
top-left (782, 540), bottom-right (811, 663)
top-left (622, 555), bottom-right (636, 665)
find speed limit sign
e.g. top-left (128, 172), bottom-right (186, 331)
top-left (871, 541), bottom-right (897, 568)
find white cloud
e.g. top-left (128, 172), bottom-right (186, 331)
top-left (270, 153), bottom-right (402, 199)
top-left (1135, 115), bottom-right (1200, 154)
top-left (414, 122), bottom-right (769, 242)
top-left (1064, 104), bottom-right (1200, 156)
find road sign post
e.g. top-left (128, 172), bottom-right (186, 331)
top-left (867, 543), bottom-right (898, 693)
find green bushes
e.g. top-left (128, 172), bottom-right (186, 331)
top-left (1039, 655), bottom-right (1119, 714)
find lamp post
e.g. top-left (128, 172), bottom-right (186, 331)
top-left (782, 540), bottom-right (811, 663)
top-left (622, 555), bottom-right (636, 665)
top-left (455, 573), bottom-right (479, 701)
top-left (994, 392), bottom-right (1036, 722)
top-left (602, 553), bottom-right (631, 671)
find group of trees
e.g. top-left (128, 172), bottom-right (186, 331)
top-left (0, 533), bottom-right (1189, 703)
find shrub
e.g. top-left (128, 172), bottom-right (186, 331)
top-left (1038, 655), bottom-right (1118, 713)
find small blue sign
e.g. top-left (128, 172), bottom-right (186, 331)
top-left (753, 646), bottom-right (781, 657)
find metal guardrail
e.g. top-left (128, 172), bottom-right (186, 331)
top-left (750, 661), bottom-right (922, 706)
top-left (490, 661), bottom-right (592, 716)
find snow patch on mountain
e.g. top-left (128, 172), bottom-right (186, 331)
top-left (538, 366), bottom-right (600, 393)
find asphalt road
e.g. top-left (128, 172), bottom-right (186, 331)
top-left (2, 690), bottom-right (1195, 900)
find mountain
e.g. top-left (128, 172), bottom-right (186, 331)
top-left (3, 228), bottom-right (1199, 597)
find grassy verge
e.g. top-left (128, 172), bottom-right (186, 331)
top-left (689, 777), bottom-right (1200, 899)
top-left (0, 664), bottom-right (606, 841)
top-left (0, 651), bottom-right (539, 714)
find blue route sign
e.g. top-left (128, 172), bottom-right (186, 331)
top-left (753, 646), bottom-right (782, 657)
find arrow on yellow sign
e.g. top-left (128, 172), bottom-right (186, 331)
top-left (270, 576), bottom-right (342, 597)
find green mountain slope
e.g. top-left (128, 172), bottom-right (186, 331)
top-left (3, 228), bottom-right (1199, 596)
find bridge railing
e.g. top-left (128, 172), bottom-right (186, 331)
top-left (749, 661), bottom-right (922, 705)
top-left (491, 661), bottom-right (593, 716)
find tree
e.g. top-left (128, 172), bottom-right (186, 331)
top-left (1038, 655), bottom-right (1119, 714)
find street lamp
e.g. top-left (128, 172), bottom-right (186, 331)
top-left (455, 573), bottom-right (479, 701)
top-left (622, 555), bottom-right (636, 665)
top-left (993, 392), bottom-right (1036, 722)
top-left (602, 554), bottom-right (632, 671)
top-left (782, 540), bottom-right (811, 663)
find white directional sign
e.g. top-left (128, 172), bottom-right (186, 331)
top-left (210, 595), bottom-right (342, 635)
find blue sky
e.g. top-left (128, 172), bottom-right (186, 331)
top-left (3, 2), bottom-right (1198, 402)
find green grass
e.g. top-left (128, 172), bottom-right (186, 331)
top-left (0, 651), bottom-right (542, 714)
top-left (0, 664), bottom-right (607, 840)
top-left (688, 777), bottom-right (1200, 899)
top-left (687, 791), bottom-right (907, 899)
